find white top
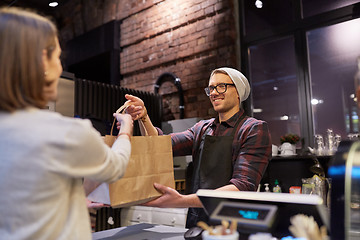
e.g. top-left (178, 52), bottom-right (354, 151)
top-left (0, 108), bottom-right (131, 240)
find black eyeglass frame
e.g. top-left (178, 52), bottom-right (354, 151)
top-left (204, 83), bottom-right (236, 96)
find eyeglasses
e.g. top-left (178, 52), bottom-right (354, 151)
top-left (204, 83), bottom-right (235, 96)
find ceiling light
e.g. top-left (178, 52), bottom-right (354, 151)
top-left (311, 99), bottom-right (319, 105)
top-left (49, 2), bottom-right (59, 7)
top-left (311, 98), bottom-right (324, 105)
top-left (255, 0), bottom-right (263, 9)
top-left (280, 115), bottom-right (289, 121)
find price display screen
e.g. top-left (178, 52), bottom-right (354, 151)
top-left (211, 201), bottom-right (278, 231)
top-left (218, 205), bottom-right (270, 221)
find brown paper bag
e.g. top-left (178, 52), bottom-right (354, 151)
top-left (104, 116), bottom-right (175, 208)
top-left (109, 135), bottom-right (174, 208)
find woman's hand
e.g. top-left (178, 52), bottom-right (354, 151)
top-left (86, 198), bottom-right (109, 209)
top-left (113, 113), bottom-right (133, 136)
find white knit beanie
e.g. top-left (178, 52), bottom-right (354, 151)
top-left (210, 67), bottom-right (251, 105)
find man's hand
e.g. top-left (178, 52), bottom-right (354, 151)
top-left (124, 94), bottom-right (147, 121)
top-left (142, 183), bottom-right (184, 208)
top-left (142, 183), bottom-right (202, 208)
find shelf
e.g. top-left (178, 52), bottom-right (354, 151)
top-left (261, 154), bottom-right (333, 194)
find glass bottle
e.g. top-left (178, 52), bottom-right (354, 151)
top-left (273, 179), bottom-right (282, 193)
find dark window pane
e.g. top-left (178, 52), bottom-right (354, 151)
top-left (307, 18), bottom-right (360, 138)
top-left (302, 0), bottom-right (359, 18)
top-left (249, 37), bottom-right (301, 145)
top-left (244, 0), bottom-right (294, 36)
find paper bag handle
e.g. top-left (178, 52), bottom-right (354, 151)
top-left (110, 102), bottom-right (130, 136)
top-left (138, 118), bottom-right (149, 136)
top-left (110, 102), bottom-right (149, 137)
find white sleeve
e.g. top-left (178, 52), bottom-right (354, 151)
top-left (48, 119), bottom-right (131, 183)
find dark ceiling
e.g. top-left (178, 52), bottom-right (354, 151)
top-left (0, 0), bottom-right (70, 15)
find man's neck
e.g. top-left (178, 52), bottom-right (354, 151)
top-left (218, 108), bottom-right (240, 123)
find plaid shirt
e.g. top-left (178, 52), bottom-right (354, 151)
top-left (158, 109), bottom-right (272, 191)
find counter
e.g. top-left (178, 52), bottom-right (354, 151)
top-left (92, 223), bottom-right (187, 240)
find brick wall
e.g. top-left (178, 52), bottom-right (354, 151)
top-left (56, 0), bottom-right (239, 119)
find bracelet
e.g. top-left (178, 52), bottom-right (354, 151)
top-left (140, 115), bottom-right (147, 123)
top-left (140, 107), bottom-right (148, 123)
top-left (118, 132), bottom-right (131, 139)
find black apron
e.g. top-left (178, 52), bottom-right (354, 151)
top-left (185, 115), bottom-right (245, 228)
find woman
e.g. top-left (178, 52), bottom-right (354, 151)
top-left (0, 7), bottom-right (133, 239)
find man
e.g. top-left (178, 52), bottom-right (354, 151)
top-left (125, 67), bottom-right (272, 228)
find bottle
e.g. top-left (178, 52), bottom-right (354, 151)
top-left (264, 183), bottom-right (270, 192)
top-left (273, 179), bottom-right (282, 193)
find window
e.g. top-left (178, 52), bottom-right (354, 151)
top-left (240, 1), bottom-right (360, 147)
top-left (250, 37), bottom-right (301, 145)
top-left (307, 18), bottom-right (360, 137)
top-left (302, 0), bottom-right (360, 17)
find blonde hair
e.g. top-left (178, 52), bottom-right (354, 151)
top-left (0, 7), bottom-right (58, 112)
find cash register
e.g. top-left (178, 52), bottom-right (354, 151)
top-left (196, 189), bottom-right (329, 239)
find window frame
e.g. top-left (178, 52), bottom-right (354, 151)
top-left (239, 0), bottom-right (360, 147)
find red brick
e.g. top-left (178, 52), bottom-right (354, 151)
top-left (58, 0), bottom-right (237, 120)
